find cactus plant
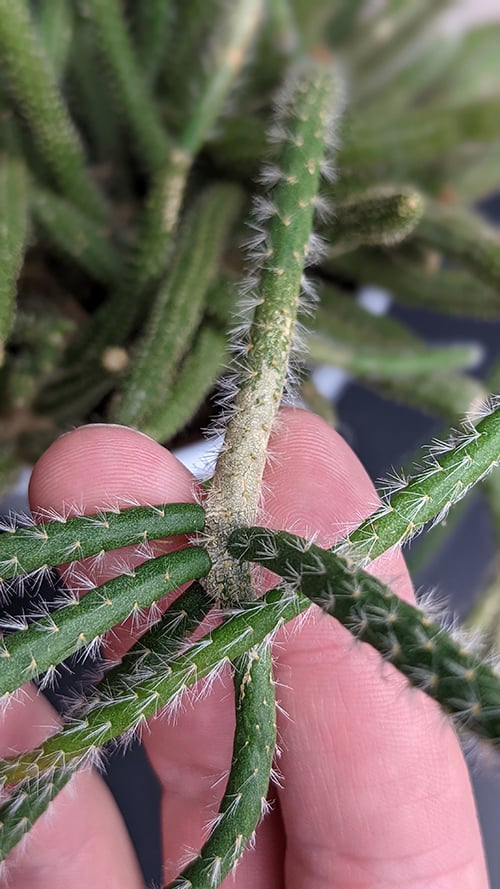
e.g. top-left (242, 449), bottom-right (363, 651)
top-left (0, 1), bottom-right (500, 886)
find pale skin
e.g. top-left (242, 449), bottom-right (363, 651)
top-left (0, 408), bottom-right (489, 888)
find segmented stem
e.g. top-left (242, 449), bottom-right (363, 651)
top-left (31, 187), bottom-right (121, 286)
top-left (228, 526), bottom-right (500, 746)
top-left (0, 0), bottom-right (104, 219)
top-left (168, 645), bottom-right (276, 888)
top-left (204, 55), bottom-right (339, 605)
top-left (0, 589), bottom-right (304, 786)
top-left (178, 0), bottom-right (264, 156)
top-left (36, 0), bottom-right (74, 80)
top-left (0, 157), bottom-right (29, 365)
top-left (326, 185), bottom-right (424, 253)
top-left (134, 0), bottom-right (172, 87)
top-left (307, 334), bottom-right (480, 380)
top-left (323, 249), bottom-right (500, 319)
top-left (85, 0), bottom-right (170, 172)
top-left (0, 581), bottom-right (211, 861)
top-left (414, 198), bottom-right (500, 292)
top-left (0, 547), bottom-right (211, 697)
top-left (0, 502), bottom-right (205, 582)
top-left (113, 183), bottom-right (243, 430)
top-left (337, 402), bottom-right (500, 563)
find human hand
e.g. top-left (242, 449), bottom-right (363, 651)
top-left (0, 409), bottom-right (489, 888)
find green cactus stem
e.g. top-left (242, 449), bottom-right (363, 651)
top-left (350, 1), bottom-right (451, 106)
top-left (463, 361), bottom-right (500, 650)
top-left (0, 0), bottom-right (104, 219)
top-left (207, 114), bottom-right (267, 180)
top-left (348, 0), bottom-right (443, 83)
top-left (340, 96), bottom-right (500, 180)
top-left (3, 298), bottom-right (75, 410)
top-left (66, 19), bottom-right (123, 162)
top-left (413, 198), bottom-right (500, 293)
top-left (358, 36), bottom-right (458, 120)
top-left (36, 0), bottom-right (74, 81)
top-left (126, 151), bottom-right (192, 294)
top-left (211, 94), bottom-right (500, 189)
top-left (325, 185), bottom-right (424, 253)
top-left (0, 546), bottom-right (211, 698)
top-left (312, 286), bottom-right (487, 419)
top-left (134, 0), bottom-right (172, 88)
top-left (0, 581), bottom-right (212, 861)
top-left (314, 287), bottom-right (418, 349)
top-left (244, 0), bottom-right (299, 104)
top-left (0, 156), bottom-right (29, 365)
top-left (323, 249), bottom-right (500, 319)
top-left (37, 147), bottom-right (193, 404)
top-left (0, 766), bottom-right (76, 863)
top-left (364, 372), bottom-right (487, 424)
top-left (84, 0), bottom-right (170, 173)
top-left (140, 274), bottom-right (238, 441)
top-left (305, 315), bottom-right (485, 418)
top-left (286, 0), bottom-right (332, 48)
top-left (335, 401), bottom-right (500, 563)
top-left (141, 325), bottom-right (228, 443)
top-left (0, 588), bottom-right (305, 787)
top-left (0, 501), bottom-right (205, 583)
top-left (307, 333), bottom-right (480, 380)
top-left (228, 525), bottom-right (500, 746)
top-left (36, 0), bottom-right (261, 423)
top-left (167, 645), bottom-right (275, 889)
top-left (113, 183), bottom-right (243, 430)
top-left (0, 84), bottom-right (25, 158)
top-left (204, 272), bottom-right (239, 328)
top-left (267, 0), bottom-right (299, 56)
top-left (178, 0), bottom-right (263, 157)
top-left (140, 0), bottom-right (262, 277)
top-left (31, 187), bottom-right (121, 286)
top-left (452, 139), bottom-right (500, 204)
top-left (1, 402), bottom-right (498, 791)
top-left (405, 489), bottom-right (471, 580)
top-left (204, 55), bottom-right (340, 605)
top-left (95, 580), bottom-right (213, 693)
top-left (163, 0), bottom-right (262, 140)
top-left (33, 365), bottom-right (120, 426)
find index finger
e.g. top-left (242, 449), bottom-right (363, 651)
top-left (29, 423), bottom-right (200, 660)
top-left (262, 408), bottom-right (488, 889)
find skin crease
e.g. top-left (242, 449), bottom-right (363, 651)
top-left (0, 408), bottom-right (489, 889)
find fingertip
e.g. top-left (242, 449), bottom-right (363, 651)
top-left (265, 406), bottom-right (413, 598)
top-left (266, 406), bottom-right (379, 529)
top-left (28, 424), bottom-right (197, 518)
top-left (266, 405), bottom-right (378, 539)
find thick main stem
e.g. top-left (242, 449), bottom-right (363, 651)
top-left (204, 55), bottom-right (338, 605)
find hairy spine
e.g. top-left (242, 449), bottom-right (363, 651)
top-left (204, 55), bottom-right (339, 605)
top-left (168, 646), bottom-right (276, 888)
top-left (228, 526), bottom-right (500, 746)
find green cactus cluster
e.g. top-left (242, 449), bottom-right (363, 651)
top-left (0, 0), bottom-right (500, 885)
top-left (0, 0), bottom-right (499, 478)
